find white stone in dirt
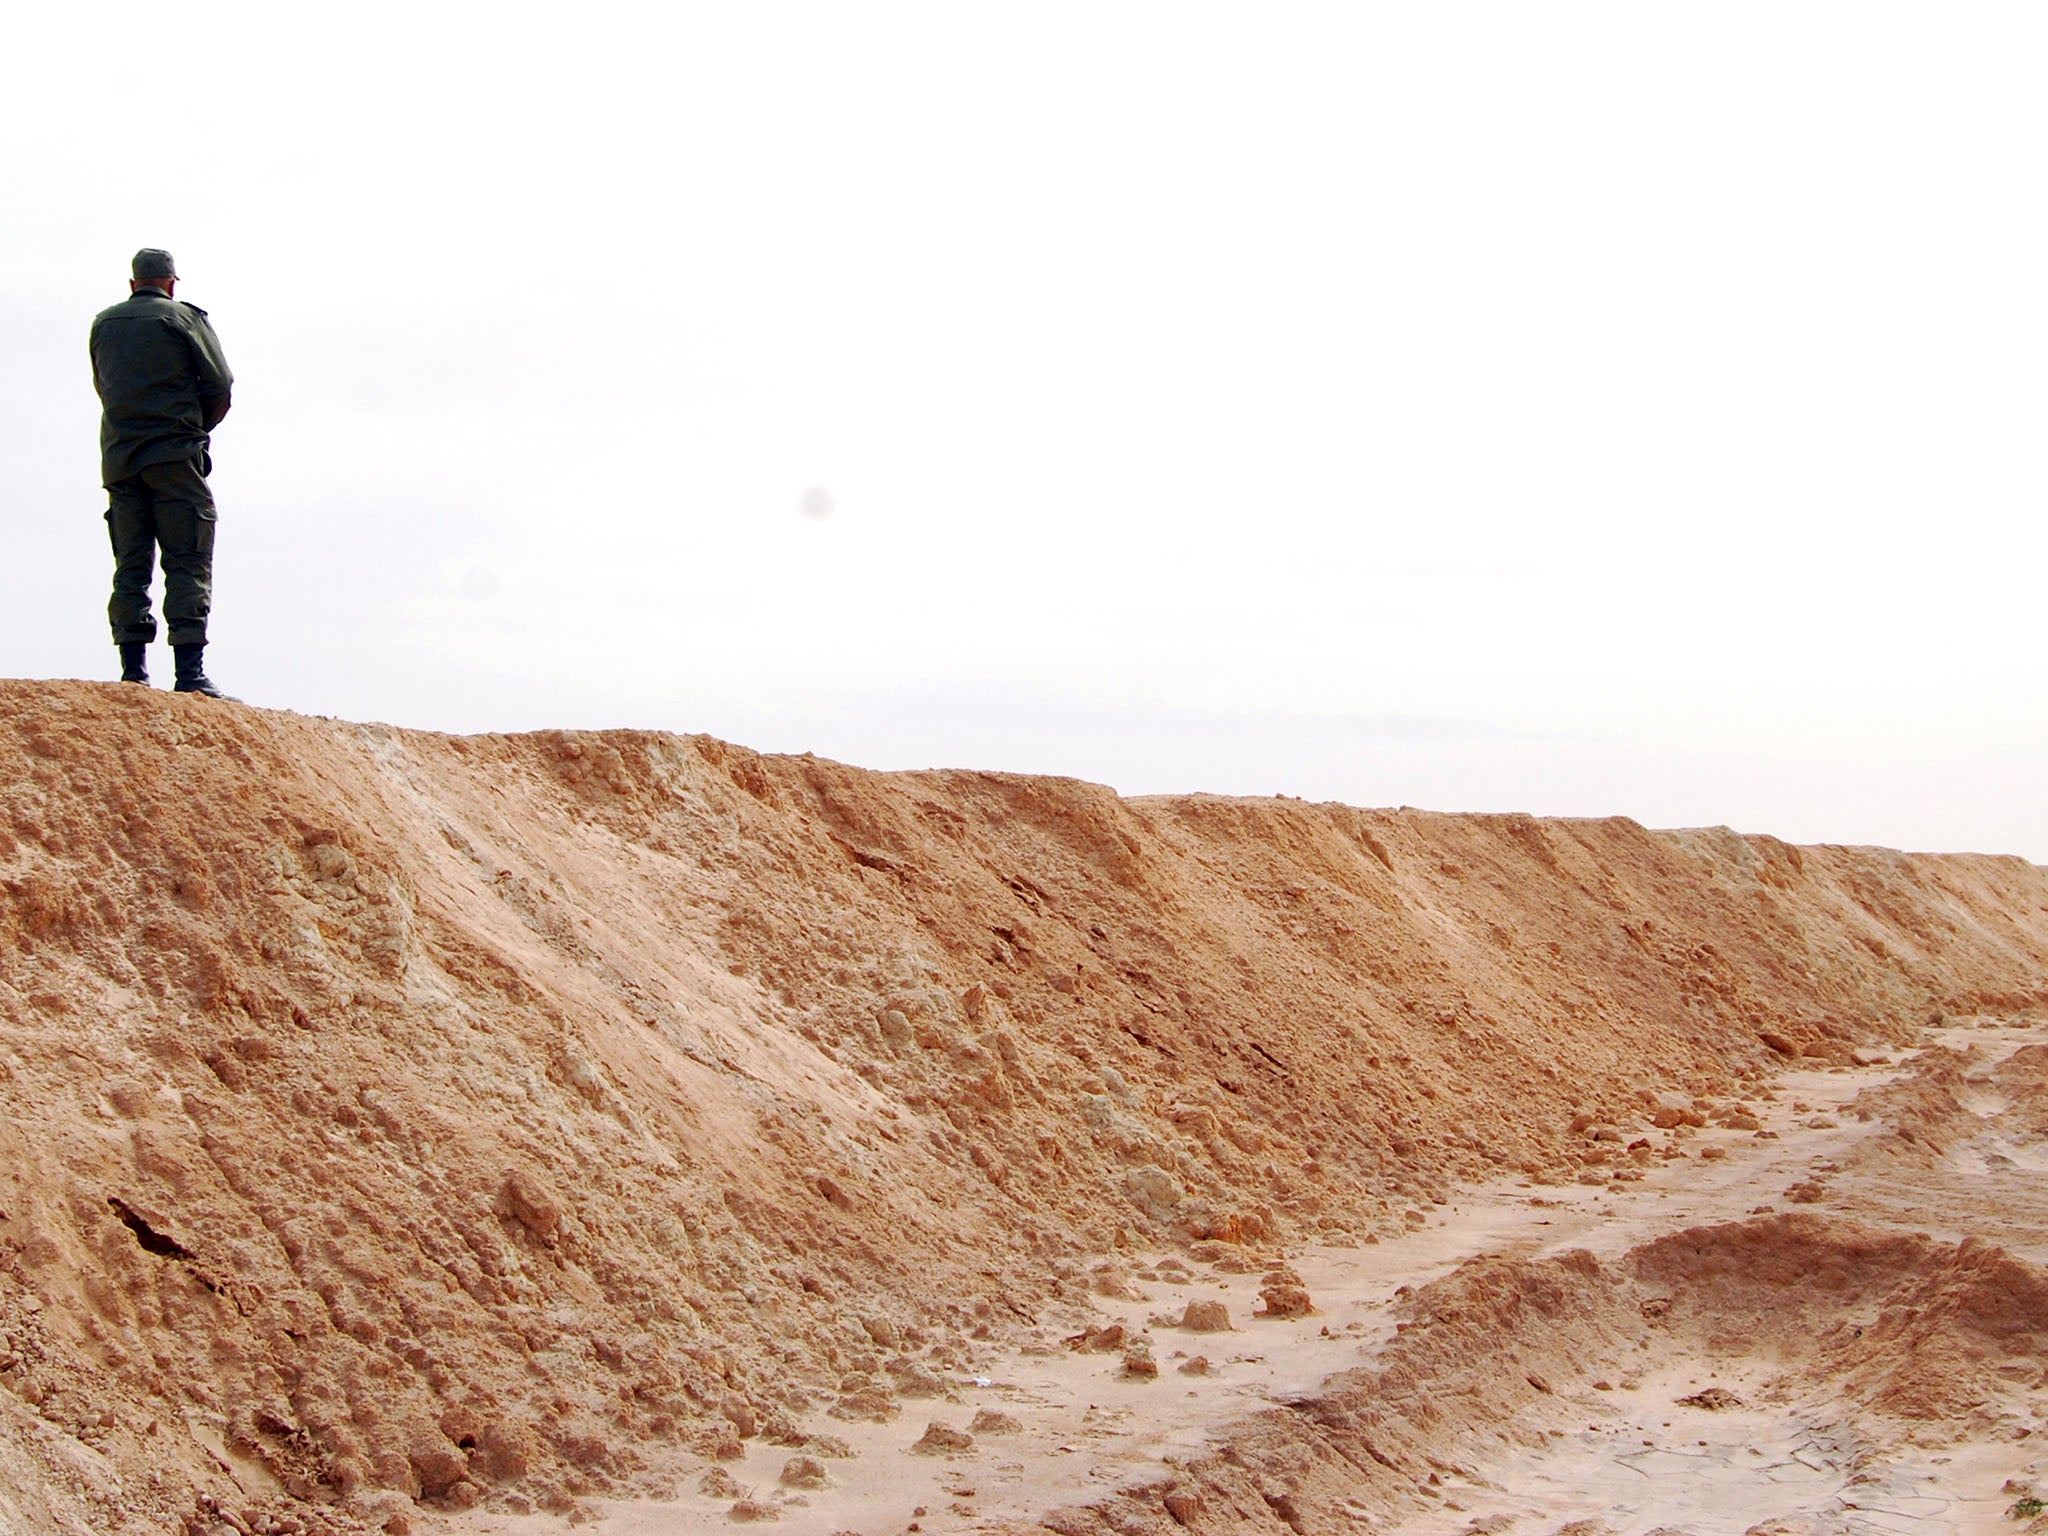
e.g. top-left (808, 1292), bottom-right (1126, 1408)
top-left (1125, 1164), bottom-right (1184, 1221)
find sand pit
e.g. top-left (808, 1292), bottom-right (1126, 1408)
top-left (1, 680), bottom-right (2046, 1535)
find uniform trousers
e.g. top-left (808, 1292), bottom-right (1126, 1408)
top-left (106, 456), bottom-right (215, 647)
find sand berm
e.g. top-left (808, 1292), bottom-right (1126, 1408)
top-left (2, 679), bottom-right (2045, 1534)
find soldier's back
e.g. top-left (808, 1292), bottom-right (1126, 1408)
top-left (90, 290), bottom-right (226, 484)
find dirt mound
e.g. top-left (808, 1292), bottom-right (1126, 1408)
top-left (1842, 1045), bottom-right (1983, 1159)
top-left (1993, 1044), bottom-right (2048, 1136)
top-left (1634, 1213), bottom-right (2048, 1424)
top-left (2, 679), bottom-right (2047, 1532)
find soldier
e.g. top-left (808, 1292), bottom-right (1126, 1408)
top-left (89, 248), bottom-right (236, 698)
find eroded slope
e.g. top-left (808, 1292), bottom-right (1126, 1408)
top-left (1, 678), bottom-right (2045, 1533)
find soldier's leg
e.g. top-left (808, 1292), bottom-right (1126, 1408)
top-left (105, 476), bottom-right (161, 645)
top-left (143, 458), bottom-right (218, 648)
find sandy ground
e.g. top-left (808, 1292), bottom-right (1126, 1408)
top-left (2, 681), bottom-right (2045, 1536)
top-left (449, 1020), bottom-right (2048, 1536)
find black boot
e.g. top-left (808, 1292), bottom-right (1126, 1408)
top-left (172, 643), bottom-right (239, 701)
top-left (119, 642), bottom-right (150, 685)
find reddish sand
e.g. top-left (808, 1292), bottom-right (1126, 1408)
top-left (1, 679), bottom-right (2044, 1536)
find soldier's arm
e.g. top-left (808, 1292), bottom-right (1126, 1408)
top-left (88, 317), bottom-right (108, 403)
top-left (186, 310), bottom-right (235, 429)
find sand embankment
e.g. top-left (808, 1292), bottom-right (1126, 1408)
top-left (1, 678), bottom-right (2044, 1534)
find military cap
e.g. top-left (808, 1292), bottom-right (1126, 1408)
top-left (131, 248), bottom-right (178, 280)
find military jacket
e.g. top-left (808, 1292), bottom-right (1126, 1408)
top-left (89, 288), bottom-right (234, 487)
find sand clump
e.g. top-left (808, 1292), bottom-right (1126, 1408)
top-left (778, 1456), bottom-right (827, 1489)
top-left (0, 680), bottom-right (2045, 1532)
top-left (909, 1422), bottom-right (973, 1457)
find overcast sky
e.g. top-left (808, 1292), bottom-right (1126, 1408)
top-left (5, 5), bottom-right (2043, 860)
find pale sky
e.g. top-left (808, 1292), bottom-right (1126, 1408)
top-left (6, 5), bottom-right (2043, 860)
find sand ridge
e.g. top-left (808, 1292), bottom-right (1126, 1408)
top-left (0, 679), bottom-right (2045, 1534)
